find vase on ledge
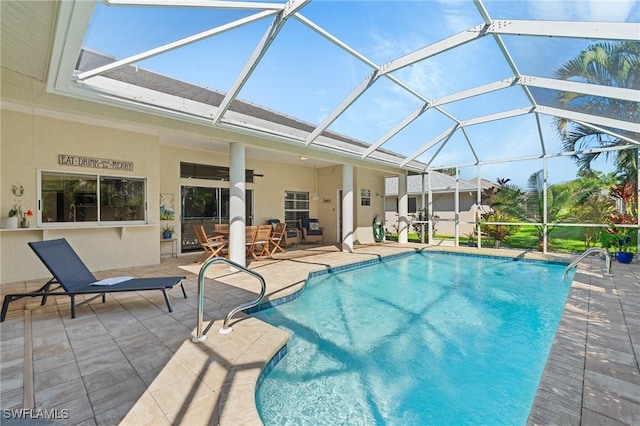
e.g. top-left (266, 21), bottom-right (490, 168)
top-left (2, 216), bottom-right (18, 229)
top-left (20, 218), bottom-right (29, 228)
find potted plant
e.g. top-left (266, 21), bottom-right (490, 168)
top-left (161, 224), bottom-right (175, 240)
top-left (3, 204), bottom-right (20, 229)
top-left (601, 226), bottom-right (635, 263)
top-left (614, 227), bottom-right (634, 263)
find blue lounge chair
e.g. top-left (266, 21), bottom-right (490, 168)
top-left (300, 218), bottom-right (324, 244)
top-left (1, 238), bottom-right (186, 321)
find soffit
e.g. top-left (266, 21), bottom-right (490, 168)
top-left (0, 1), bottom-right (58, 82)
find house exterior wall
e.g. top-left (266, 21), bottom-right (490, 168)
top-left (384, 192), bottom-right (477, 237)
top-left (0, 108), bottom-right (325, 283)
top-left (1, 105), bottom-right (390, 283)
top-left (315, 165), bottom-right (342, 244)
top-left (1, 108), bottom-right (161, 283)
top-left (159, 144), bottom-right (317, 227)
top-left (354, 167), bottom-right (387, 244)
top-left (299, 165), bottom-right (386, 245)
top-left (433, 192), bottom-right (476, 236)
top-left (1, 68), bottom-right (400, 284)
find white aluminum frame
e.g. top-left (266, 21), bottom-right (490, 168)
top-left (44, 0), bottom-right (640, 252)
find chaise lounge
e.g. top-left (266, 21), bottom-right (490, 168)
top-left (1, 238), bottom-right (187, 322)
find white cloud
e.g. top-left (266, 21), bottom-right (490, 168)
top-left (433, 0), bottom-right (481, 32)
top-left (528, 0), bottom-right (639, 22)
top-left (584, 0), bottom-right (638, 21)
top-left (396, 63), bottom-right (448, 97)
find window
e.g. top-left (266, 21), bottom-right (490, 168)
top-left (361, 189), bottom-right (371, 206)
top-left (180, 162), bottom-right (254, 183)
top-left (409, 197), bottom-right (417, 213)
top-left (100, 176), bottom-right (146, 221)
top-left (284, 191), bottom-right (309, 230)
top-left (395, 197), bottom-right (418, 214)
top-left (40, 171), bottom-right (146, 224)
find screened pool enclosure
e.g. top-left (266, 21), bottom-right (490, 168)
top-left (33, 0), bottom-right (640, 252)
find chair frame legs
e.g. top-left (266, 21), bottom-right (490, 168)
top-left (269, 239), bottom-right (287, 257)
top-left (1, 280), bottom-right (187, 322)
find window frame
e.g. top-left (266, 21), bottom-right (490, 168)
top-left (38, 169), bottom-right (148, 227)
top-left (284, 190), bottom-right (309, 230)
top-left (360, 189), bottom-right (371, 206)
top-left (180, 162), bottom-right (254, 183)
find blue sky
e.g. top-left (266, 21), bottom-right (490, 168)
top-left (84, 0), bottom-right (639, 188)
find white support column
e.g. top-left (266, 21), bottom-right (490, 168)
top-left (398, 171), bottom-right (409, 244)
top-left (455, 167), bottom-right (460, 247)
top-left (543, 158), bottom-right (548, 254)
top-left (421, 173), bottom-right (426, 243)
top-left (476, 166), bottom-right (482, 249)
top-left (229, 142), bottom-right (246, 266)
top-left (428, 172), bottom-right (433, 245)
top-left (342, 164), bottom-right (354, 253)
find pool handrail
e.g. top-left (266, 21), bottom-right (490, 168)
top-left (563, 248), bottom-right (612, 279)
top-left (192, 256), bottom-right (266, 342)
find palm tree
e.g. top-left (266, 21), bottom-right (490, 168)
top-left (554, 41), bottom-right (640, 182)
top-left (524, 170), bottom-right (573, 250)
top-left (480, 177), bottom-right (524, 248)
top-left (570, 171), bottom-right (618, 249)
top-left (480, 177), bottom-right (522, 213)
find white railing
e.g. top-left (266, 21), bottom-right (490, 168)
top-left (563, 248), bottom-right (612, 279)
top-left (192, 257), bottom-right (266, 342)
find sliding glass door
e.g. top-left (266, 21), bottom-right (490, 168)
top-left (181, 185), bottom-right (252, 252)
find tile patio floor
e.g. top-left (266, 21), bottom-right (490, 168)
top-left (0, 243), bottom-right (638, 425)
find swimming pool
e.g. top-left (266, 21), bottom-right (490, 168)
top-left (254, 252), bottom-right (572, 425)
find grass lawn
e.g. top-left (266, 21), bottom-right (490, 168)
top-left (388, 225), bottom-right (636, 254)
top-left (505, 226), bottom-right (586, 253)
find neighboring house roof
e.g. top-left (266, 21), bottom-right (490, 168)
top-left (385, 173), bottom-right (477, 195)
top-left (468, 177), bottom-right (497, 190)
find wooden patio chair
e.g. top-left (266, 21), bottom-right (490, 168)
top-left (193, 225), bottom-right (227, 263)
top-left (269, 222), bottom-right (287, 256)
top-left (249, 225), bottom-right (271, 260)
top-left (213, 223), bottom-right (229, 235)
top-left (245, 225), bottom-right (258, 258)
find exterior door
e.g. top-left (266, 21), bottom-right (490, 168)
top-left (181, 185), bottom-right (252, 252)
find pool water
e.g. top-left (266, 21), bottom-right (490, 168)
top-left (254, 252), bottom-right (572, 425)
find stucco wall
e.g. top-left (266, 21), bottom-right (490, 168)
top-left (159, 144), bottom-right (317, 240)
top-left (1, 108), bottom-right (161, 283)
top-left (1, 107), bottom-right (390, 283)
top-left (384, 193), bottom-right (477, 237)
top-left (315, 165), bottom-right (341, 244)
top-left (354, 167), bottom-right (387, 244)
top-left (307, 165), bottom-right (387, 245)
top-left (1, 111), bottom-right (326, 284)
top-left (1, 99), bottom-right (394, 284)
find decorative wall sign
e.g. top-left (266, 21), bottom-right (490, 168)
top-left (58, 154), bottom-right (133, 171)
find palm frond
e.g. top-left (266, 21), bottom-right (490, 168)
top-left (553, 41), bottom-right (639, 182)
